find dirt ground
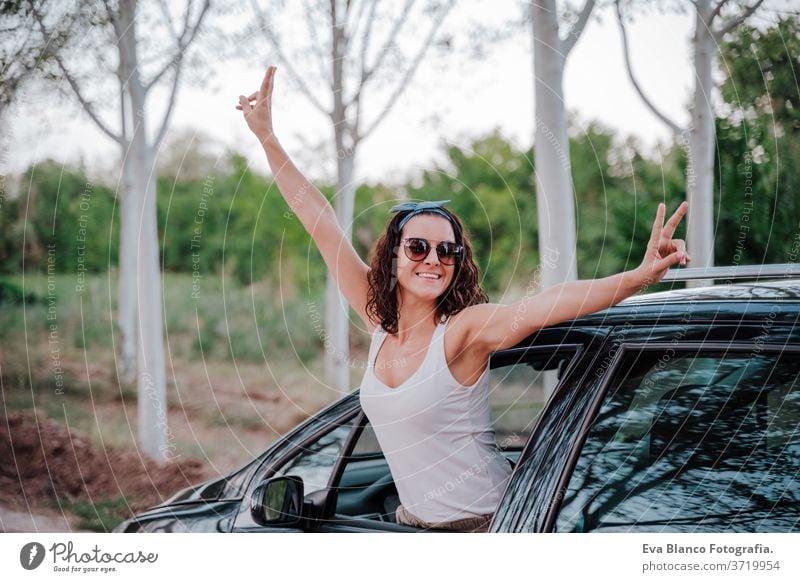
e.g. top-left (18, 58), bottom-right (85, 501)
top-left (0, 410), bottom-right (211, 532)
top-left (0, 347), bottom-right (355, 533)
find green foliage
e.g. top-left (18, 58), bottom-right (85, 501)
top-left (49, 496), bottom-right (131, 532)
top-left (717, 17), bottom-right (800, 265)
top-left (0, 278), bottom-right (37, 304)
top-left (720, 18), bottom-right (800, 131)
top-left (2, 161), bottom-right (119, 275)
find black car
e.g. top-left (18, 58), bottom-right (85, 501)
top-left (114, 268), bottom-right (800, 533)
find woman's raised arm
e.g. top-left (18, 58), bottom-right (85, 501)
top-left (237, 67), bottom-right (372, 329)
top-left (452, 201), bottom-right (691, 354)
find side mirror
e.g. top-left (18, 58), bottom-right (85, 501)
top-left (250, 476), bottom-right (304, 526)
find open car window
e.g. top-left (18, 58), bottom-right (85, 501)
top-left (555, 348), bottom-right (800, 532)
top-left (489, 345), bottom-right (579, 453)
top-left (272, 419), bottom-right (358, 496)
top-left (328, 352), bottom-right (579, 527)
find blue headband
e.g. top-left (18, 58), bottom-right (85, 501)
top-left (389, 200), bottom-right (455, 232)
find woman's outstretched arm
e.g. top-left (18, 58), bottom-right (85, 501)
top-left (456, 202), bottom-right (691, 353)
top-left (238, 67), bottom-right (372, 329)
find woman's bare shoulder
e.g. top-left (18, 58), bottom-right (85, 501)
top-left (446, 303), bottom-right (505, 350)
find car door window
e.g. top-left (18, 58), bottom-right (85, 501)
top-left (555, 349), bottom-right (800, 532)
top-left (332, 420), bottom-right (400, 521)
top-left (489, 361), bottom-right (548, 451)
top-left (272, 419), bottom-right (358, 495)
top-left (489, 347), bottom-right (578, 453)
top-left (327, 354), bottom-right (578, 525)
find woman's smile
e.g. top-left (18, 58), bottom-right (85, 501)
top-left (415, 271), bottom-right (442, 280)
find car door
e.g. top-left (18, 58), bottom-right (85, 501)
top-left (230, 393), bottom-right (362, 532)
top-left (496, 321), bottom-right (800, 532)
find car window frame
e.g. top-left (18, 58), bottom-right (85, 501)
top-left (321, 347), bottom-right (589, 529)
top-left (488, 327), bottom-right (613, 532)
top-left (544, 338), bottom-right (800, 532)
top-left (231, 394), bottom-right (362, 531)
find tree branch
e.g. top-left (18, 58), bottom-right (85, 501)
top-left (349, 0), bottom-right (415, 109)
top-left (356, 0), bottom-right (379, 104)
top-left (615, 0), bottom-right (681, 134)
top-left (153, 65), bottom-right (182, 147)
top-left (562, 0), bottom-right (596, 56)
top-left (156, 0), bottom-right (179, 39)
top-left (144, 0), bottom-right (210, 94)
top-left (713, 0), bottom-right (765, 40)
top-left (249, 0), bottom-right (330, 115)
top-left (709, 0), bottom-right (732, 26)
top-left (100, 0), bottom-right (123, 38)
top-left (360, 0), bottom-right (454, 142)
top-left (31, 5), bottom-right (123, 145)
top-left (302, 0), bottom-right (333, 90)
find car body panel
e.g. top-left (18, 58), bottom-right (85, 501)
top-left (115, 280), bottom-right (800, 534)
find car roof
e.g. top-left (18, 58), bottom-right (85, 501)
top-left (620, 278), bottom-right (800, 305)
top-left (566, 278), bottom-right (800, 327)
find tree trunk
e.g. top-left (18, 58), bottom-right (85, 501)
top-left (532, 0), bottom-right (578, 398)
top-left (121, 0), bottom-right (168, 460)
top-left (324, 7), bottom-right (353, 394)
top-left (687, 0), bottom-right (716, 287)
top-left (325, 150), bottom-right (356, 393)
top-left (532, 0), bottom-right (577, 292)
top-left (118, 84), bottom-right (137, 385)
top-left (133, 133), bottom-right (169, 460)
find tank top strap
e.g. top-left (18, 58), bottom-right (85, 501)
top-left (431, 317), bottom-right (449, 359)
top-left (367, 325), bottom-right (388, 369)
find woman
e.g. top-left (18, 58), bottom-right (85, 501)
top-left (237, 66), bottom-right (690, 532)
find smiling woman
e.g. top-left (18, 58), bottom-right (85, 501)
top-left (237, 65), bottom-right (690, 532)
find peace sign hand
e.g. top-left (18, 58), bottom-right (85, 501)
top-left (236, 66), bottom-right (277, 145)
top-left (636, 201), bottom-right (691, 286)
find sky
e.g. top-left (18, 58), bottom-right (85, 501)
top-left (2, 2), bottom-right (779, 186)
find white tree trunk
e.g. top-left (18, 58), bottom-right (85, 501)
top-left (687, 0), bottom-right (716, 287)
top-left (118, 86), bottom-right (137, 385)
top-left (532, 0), bottom-right (577, 290)
top-left (532, 0), bottom-right (578, 398)
top-left (324, 8), bottom-right (354, 395)
top-left (133, 136), bottom-right (169, 460)
top-left (121, 0), bottom-right (168, 459)
top-left (325, 151), bottom-right (356, 393)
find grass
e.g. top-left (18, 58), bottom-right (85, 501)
top-left (1, 272), bottom-right (328, 365)
top-left (0, 272), bottom-right (352, 531)
top-left (45, 496), bottom-right (131, 532)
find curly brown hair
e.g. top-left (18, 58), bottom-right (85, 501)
top-left (366, 207), bottom-right (489, 334)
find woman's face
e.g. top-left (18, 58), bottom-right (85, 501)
top-left (395, 214), bottom-right (457, 303)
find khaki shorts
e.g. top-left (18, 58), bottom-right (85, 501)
top-left (395, 504), bottom-right (493, 533)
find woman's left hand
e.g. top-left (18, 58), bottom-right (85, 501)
top-left (636, 201), bottom-right (691, 286)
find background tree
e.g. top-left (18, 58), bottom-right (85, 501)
top-left (246, 0), bottom-right (456, 393)
top-left (23, 0), bottom-right (210, 459)
top-left (615, 0), bottom-right (765, 284)
top-left (716, 16), bottom-right (800, 266)
top-left (0, 1), bottom-right (65, 120)
top-left (530, 0), bottom-right (597, 292)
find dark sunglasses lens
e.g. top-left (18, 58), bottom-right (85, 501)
top-left (437, 242), bottom-right (461, 264)
top-left (405, 238), bottom-right (429, 261)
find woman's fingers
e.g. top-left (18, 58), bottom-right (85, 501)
top-left (238, 95), bottom-right (252, 115)
top-left (259, 66), bottom-right (276, 100)
top-left (234, 92), bottom-right (258, 110)
top-left (662, 201), bottom-right (689, 240)
top-left (648, 203), bottom-right (666, 250)
top-left (235, 66), bottom-right (275, 110)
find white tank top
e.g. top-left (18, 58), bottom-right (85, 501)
top-left (359, 317), bottom-right (513, 523)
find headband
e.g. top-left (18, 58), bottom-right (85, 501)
top-left (389, 200), bottom-right (455, 232)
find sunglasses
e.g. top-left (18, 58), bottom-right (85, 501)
top-left (401, 237), bottom-right (464, 265)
